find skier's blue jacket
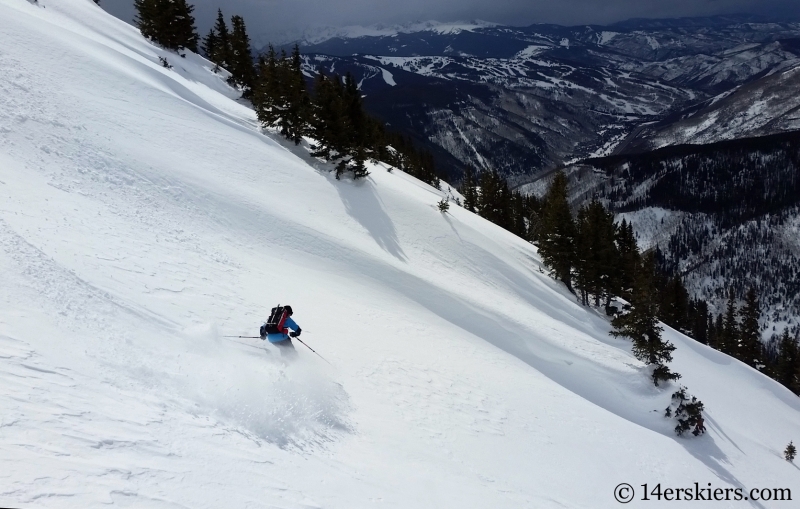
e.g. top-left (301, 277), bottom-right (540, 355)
top-left (267, 316), bottom-right (300, 343)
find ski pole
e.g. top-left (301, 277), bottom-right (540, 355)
top-left (223, 335), bottom-right (261, 339)
top-left (294, 337), bottom-right (332, 365)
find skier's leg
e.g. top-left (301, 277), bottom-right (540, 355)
top-left (276, 339), bottom-right (298, 358)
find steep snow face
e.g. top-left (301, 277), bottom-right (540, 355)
top-left (2, 2), bottom-right (800, 508)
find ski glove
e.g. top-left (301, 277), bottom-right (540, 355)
top-left (290, 328), bottom-right (302, 338)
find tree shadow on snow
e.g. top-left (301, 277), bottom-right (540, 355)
top-left (260, 137), bottom-right (404, 262)
top-left (381, 267), bottom-right (763, 506)
top-left (328, 175), bottom-right (407, 262)
top-left (677, 416), bottom-right (767, 509)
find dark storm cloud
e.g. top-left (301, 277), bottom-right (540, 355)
top-left (102, 0), bottom-right (798, 44)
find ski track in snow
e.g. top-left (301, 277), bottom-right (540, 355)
top-left (1, 1), bottom-right (800, 508)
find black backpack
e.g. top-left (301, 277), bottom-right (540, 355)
top-left (264, 305), bottom-right (289, 335)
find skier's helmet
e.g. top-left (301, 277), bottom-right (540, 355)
top-left (284, 305), bottom-right (293, 316)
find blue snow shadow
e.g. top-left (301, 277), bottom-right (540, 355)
top-left (329, 175), bottom-right (407, 262)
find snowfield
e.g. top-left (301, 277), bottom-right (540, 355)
top-left (1, 1), bottom-right (799, 508)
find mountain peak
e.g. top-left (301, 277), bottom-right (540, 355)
top-left (285, 19), bottom-right (499, 46)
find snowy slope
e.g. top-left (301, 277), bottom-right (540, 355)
top-left (1, 2), bottom-right (799, 508)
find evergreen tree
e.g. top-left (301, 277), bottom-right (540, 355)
top-left (614, 218), bottom-right (639, 301)
top-left (667, 387), bottom-right (705, 437)
top-left (309, 70), bottom-right (344, 161)
top-left (253, 45), bottom-right (281, 127)
top-left (785, 441), bottom-right (797, 462)
top-left (714, 313), bottom-right (725, 350)
top-left (201, 28), bottom-right (217, 59)
top-left (253, 44), bottom-right (439, 184)
top-left (509, 192), bottom-right (533, 240)
top-left (134, 0), bottom-right (198, 52)
top-left (775, 329), bottom-right (799, 392)
top-left (478, 169), bottom-right (511, 228)
top-left (410, 150), bottom-right (439, 188)
top-left (612, 253), bottom-right (681, 386)
top-left (738, 287), bottom-right (763, 369)
top-left (210, 9), bottom-right (232, 68)
top-left (460, 166), bottom-right (478, 213)
top-left (594, 203), bottom-right (619, 306)
top-left (134, 0), bottom-right (161, 43)
top-left (689, 299), bottom-right (709, 344)
top-left (278, 45), bottom-right (310, 146)
top-left (706, 312), bottom-right (717, 348)
top-left (228, 15), bottom-right (256, 95)
top-left (721, 288), bottom-right (739, 356)
top-left (341, 72), bottom-right (368, 177)
top-left (660, 275), bottom-right (690, 333)
top-left (456, 166), bottom-right (533, 235)
top-left (537, 172), bottom-right (576, 289)
top-left (795, 343), bottom-right (800, 395)
top-left (574, 199), bottom-right (617, 306)
top-left (167, 0), bottom-right (198, 52)
top-left (574, 205), bottom-right (593, 305)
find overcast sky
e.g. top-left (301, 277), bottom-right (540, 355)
top-left (101, 0), bottom-right (798, 45)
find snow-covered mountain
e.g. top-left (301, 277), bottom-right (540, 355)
top-left (2, 2), bottom-right (800, 508)
top-left (292, 20), bottom-right (501, 46)
top-left (623, 60), bottom-right (800, 151)
top-left (301, 50), bottom-right (694, 185)
top-left (286, 16), bottom-right (800, 181)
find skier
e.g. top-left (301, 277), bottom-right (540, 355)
top-left (260, 305), bottom-right (302, 357)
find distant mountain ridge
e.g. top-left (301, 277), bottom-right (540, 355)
top-left (274, 15), bottom-right (800, 182)
top-left (290, 20), bottom-right (500, 46)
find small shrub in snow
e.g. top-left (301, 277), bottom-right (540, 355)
top-left (785, 441), bottom-right (796, 462)
top-left (159, 56), bottom-right (172, 69)
top-left (652, 363), bottom-right (681, 386)
top-left (438, 198), bottom-right (450, 213)
top-left (665, 387), bottom-right (705, 437)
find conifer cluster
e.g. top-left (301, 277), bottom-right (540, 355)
top-left (196, 10), bottom-right (444, 184)
top-left (134, 0), bottom-right (198, 52)
top-left (582, 132), bottom-right (800, 346)
top-left (459, 167), bottom-right (538, 239)
top-left (666, 277), bottom-right (800, 395)
top-left (533, 172), bottom-right (639, 308)
top-left (135, 4), bottom-right (441, 184)
top-left (533, 172), bottom-right (683, 386)
top-left (201, 10), bottom-right (255, 95)
top-left (247, 45), bottom-right (442, 183)
top-left (530, 170), bottom-right (800, 394)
